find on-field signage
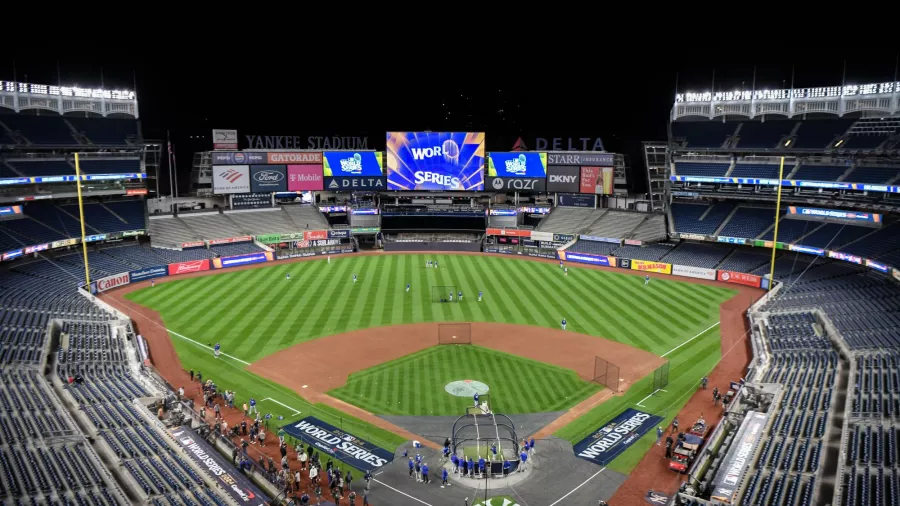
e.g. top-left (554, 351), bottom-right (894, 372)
top-left (281, 416), bottom-right (394, 472)
top-left (96, 272), bottom-right (130, 292)
top-left (672, 265), bottom-right (716, 280)
top-left (630, 260), bottom-right (672, 274)
top-left (573, 408), bottom-right (663, 466)
top-left (130, 266), bottom-right (168, 282)
top-left (717, 270), bottom-right (761, 288)
top-left (168, 259), bottom-right (211, 276)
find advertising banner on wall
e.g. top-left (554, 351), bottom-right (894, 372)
top-left (710, 411), bottom-right (768, 504)
top-left (0, 205), bottom-right (23, 217)
top-left (487, 152), bottom-right (547, 178)
top-left (168, 259), bottom-right (210, 276)
top-left (181, 241), bottom-right (206, 249)
top-left (558, 251), bottom-right (616, 267)
top-left (169, 426), bottom-right (269, 505)
top-left (547, 165), bottom-right (581, 192)
top-left (385, 132), bottom-right (485, 191)
top-left (281, 416), bottom-right (394, 472)
top-left (268, 152), bottom-right (322, 164)
top-left (580, 166), bottom-right (614, 194)
top-left (287, 164), bottom-right (324, 191)
top-left (212, 165), bottom-right (251, 194)
top-left (96, 272), bottom-right (130, 292)
top-left (573, 408), bottom-right (664, 466)
top-left (211, 152), bottom-right (266, 165)
top-left (249, 165), bottom-right (287, 192)
top-left (485, 228), bottom-right (531, 237)
top-left (231, 193), bottom-right (272, 209)
top-left (487, 176), bottom-right (546, 192)
top-left (717, 270), bottom-right (762, 288)
top-left (212, 129), bottom-right (238, 150)
top-left (324, 177), bottom-right (386, 191)
top-left (630, 260), bottom-right (672, 274)
top-left (789, 244), bottom-right (825, 256)
top-left (558, 193), bottom-right (595, 208)
top-left (547, 152), bottom-right (615, 166)
top-left (323, 151), bottom-right (383, 177)
top-left (129, 265), bottom-right (168, 282)
top-left (672, 265), bottom-right (717, 280)
top-left (787, 206), bottom-right (882, 225)
top-left (213, 251), bottom-right (274, 269)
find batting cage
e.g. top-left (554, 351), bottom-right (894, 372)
top-left (438, 323), bottom-right (472, 345)
top-left (653, 361), bottom-right (670, 391)
top-left (431, 285), bottom-right (458, 303)
top-left (593, 356), bottom-right (621, 392)
top-left (451, 412), bottom-right (520, 475)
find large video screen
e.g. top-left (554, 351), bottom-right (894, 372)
top-left (487, 152), bottom-right (547, 178)
top-left (385, 132), bottom-right (485, 191)
top-left (323, 152), bottom-right (384, 177)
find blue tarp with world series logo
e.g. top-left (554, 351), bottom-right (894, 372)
top-left (282, 416), bottom-right (394, 472)
top-left (573, 408), bottom-right (663, 466)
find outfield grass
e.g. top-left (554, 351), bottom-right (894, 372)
top-left (127, 253), bottom-right (736, 473)
top-left (329, 346), bottom-right (600, 416)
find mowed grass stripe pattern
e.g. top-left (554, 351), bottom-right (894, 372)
top-left (329, 346), bottom-right (601, 416)
top-left (127, 254), bottom-right (735, 363)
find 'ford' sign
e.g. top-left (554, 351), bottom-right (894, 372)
top-left (249, 165), bottom-right (287, 192)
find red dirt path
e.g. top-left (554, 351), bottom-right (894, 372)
top-left (101, 250), bottom-right (763, 505)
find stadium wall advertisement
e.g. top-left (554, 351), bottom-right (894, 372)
top-left (547, 152), bottom-right (615, 166)
top-left (182, 241), bottom-right (206, 249)
top-left (580, 166), bottom-right (613, 194)
top-left (282, 416), bottom-right (394, 472)
top-left (717, 270), bottom-right (762, 288)
top-left (787, 206), bottom-right (881, 224)
top-left (573, 408), bottom-right (663, 466)
top-left (209, 236), bottom-right (253, 245)
top-left (213, 252), bottom-right (274, 269)
top-left (487, 176), bottom-right (546, 192)
top-left (276, 248), bottom-right (355, 259)
top-left (287, 164), bottom-right (324, 191)
top-left (212, 165), bottom-right (251, 194)
top-left (558, 193), bottom-right (595, 207)
top-left (546, 165), bottom-right (581, 192)
top-left (486, 228), bottom-right (531, 237)
top-left (487, 152), bottom-right (547, 178)
top-left (130, 266), bottom-right (168, 282)
top-left (168, 259), bottom-right (211, 276)
top-left (324, 177), bottom-right (386, 191)
top-left (558, 251), bottom-right (615, 267)
top-left (385, 131), bottom-right (485, 191)
top-left (672, 265), bottom-right (717, 280)
top-left (249, 164), bottom-right (287, 192)
top-left (630, 260), bottom-right (672, 274)
top-left (96, 272), bottom-right (131, 293)
top-left (268, 152), bottom-right (322, 164)
top-left (710, 411), bottom-right (768, 504)
top-left (169, 426), bottom-right (270, 506)
top-left (211, 152), bottom-right (266, 165)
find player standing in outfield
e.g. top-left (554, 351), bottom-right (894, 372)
top-left (286, 272), bottom-right (291, 280)
top-left (559, 259), bottom-right (563, 269)
top-left (448, 291), bottom-right (453, 302)
top-left (353, 274), bottom-right (358, 283)
top-left (474, 391), bottom-right (479, 407)
top-left (426, 260), bottom-right (430, 268)
top-left (151, 279), bottom-right (155, 288)
top-left (564, 267), bottom-right (568, 277)
top-left (214, 342), bottom-right (221, 358)
top-left (435, 260), bottom-right (439, 269)
top-left (458, 290), bottom-right (463, 301)
top-left (645, 274), bottom-right (650, 286)
top-left (327, 255), bottom-right (331, 264)
top-left (478, 290), bottom-right (483, 302)
top-left (406, 283), bottom-right (410, 293)
top-left (561, 318), bottom-right (567, 330)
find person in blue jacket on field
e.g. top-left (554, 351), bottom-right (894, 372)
top-left (561, 318), bottom-right (567, 331)
top-left (478, 456), bottom-right (485, 477)
top-left (421, 462), bottom-right (429, 484)
top-left (441, 467), bottom-right (449, 486)
top-left (467, 456), bottom-right (474, 478)
top-left (503, 459), bottom-right (511, 476)
top-left (519, 449), bottom-right (528, 471)
top-left (473, 391), bottom-right (479, 407)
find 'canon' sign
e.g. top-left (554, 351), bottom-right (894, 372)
top-left (96, 272), bottom-right (130, 292)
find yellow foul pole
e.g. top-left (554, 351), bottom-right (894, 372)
top-left (74, 153), bottom-right (91, 286)
top-left (768, 156), bottom-right (785, 291)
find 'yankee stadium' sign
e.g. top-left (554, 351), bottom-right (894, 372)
top-left (282, 416), bottom-right (394, 472)
top-left (573, 408), bottom-right (663, 466)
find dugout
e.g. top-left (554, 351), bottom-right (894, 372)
top-left (451, 412), bottom-right (520, 474)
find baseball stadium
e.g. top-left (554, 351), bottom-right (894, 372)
top-left (0, 75), bottom-right (899, 506)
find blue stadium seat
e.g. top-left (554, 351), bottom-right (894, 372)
top-left (792, 119), bottom-right (854, 149)
top-left (65, 117), bottom-right (138, 145)
top-left (791, 165), bottom-right (849, 182)
top-left (845, 166), bottom-right (899, 184)
top-left (674, 162), bottom-right (730, 177)
top-left (672, 202), bottom-right (734, 235)
top-left (671, 121), bottom-right (737, 148)
top-left (718, 207), bottom-right (775, 238)
top-left (730, 164), bottom-right (781, 179)
top-left (735, 121), bottom-right (796, 148)
top-left (0, 115), bottom-right (75, 144)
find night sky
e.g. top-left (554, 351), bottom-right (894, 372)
top-left (2, 50), bottom-right (897, 195)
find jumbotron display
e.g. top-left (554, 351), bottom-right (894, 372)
top-left (385, 132), bottom-right (485, 191)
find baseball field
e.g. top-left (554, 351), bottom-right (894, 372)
top-left (124, 253), bottom-right (736, 473)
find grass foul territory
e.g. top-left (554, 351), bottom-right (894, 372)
top-left (127, 254), bottom-right (735, 469)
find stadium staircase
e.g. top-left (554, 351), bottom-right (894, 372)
top-left (713, 206), bottom-right (741, 236)
top-left (55, 206), bottom-right (102, 235)
top-left (722, 159), bottom-right (737, 177)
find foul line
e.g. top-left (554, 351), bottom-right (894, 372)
top-left (165, 328), bottom-right (251, 366)
top-left (262, 397), bottom-right (301, 415)
top-left (372, 479), bottom-right (434, 506)
top-left (547, 466), bottom-right (606, 506)
top-left (661, 322), bottom-right (720, 358)
top-left (636, 388), bottom-right (668, 408)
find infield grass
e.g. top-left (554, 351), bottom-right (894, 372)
top-left (127, 253), bottom-right (737, 473)
top-left (329, 345), bottom-right (601, 416)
